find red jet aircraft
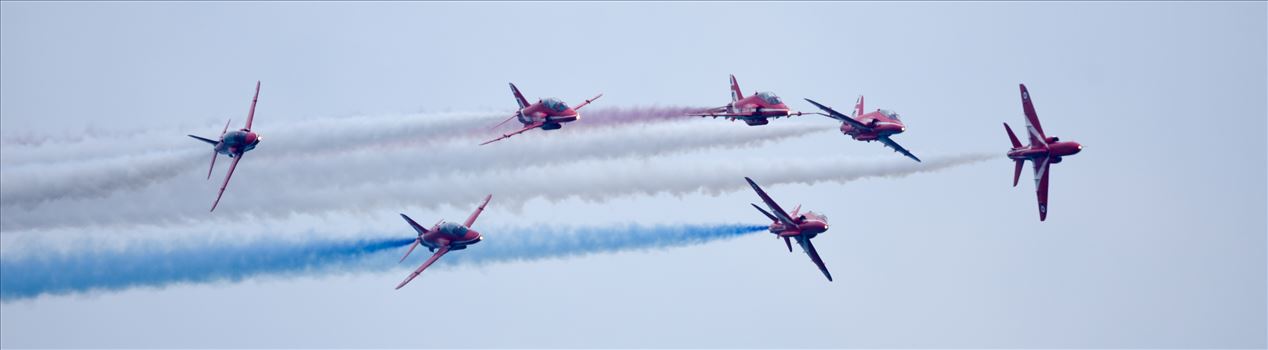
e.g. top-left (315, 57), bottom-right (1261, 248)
top-left (395, 194), bottom-right (492, 289)
top-left (187, 81), bottom-right (264, 212)
top-left (1004, 84), bottom-right (1082, 221)
top-left (745, 177), bottom-right (833, 281)
top-left (804, 96), bottom-right (920, 162)
top-left (481, 83), bottom-right (602, 145)
top-left (688, 75), bottom-right (806, 126)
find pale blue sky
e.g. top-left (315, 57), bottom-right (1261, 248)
top-left (1, 1), bottom-right (1264, 348)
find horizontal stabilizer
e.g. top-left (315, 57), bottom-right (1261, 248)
top-left (1013, 159), bottom-right (1024, 187)
top-left (1004, 122), bottom-right (1022, 148)
top-left (751, 203), bottom-right (778, 222)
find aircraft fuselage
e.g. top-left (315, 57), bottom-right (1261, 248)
top-left (215, 129), bottom-right (261, 156)
top-left (420, 223), bottom-right (483, 251)
top-left (518, 99), bottom-right (581, 129)
top-left (840, 111), bottom-right (907, 141)
top-left (1007, 139), bottom-right (1082, 161)
top-left (769, 218), bottom-right (828, 239)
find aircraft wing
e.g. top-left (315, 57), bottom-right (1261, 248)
top-left (1019, 84), bottom-right (1046, 146)
top-left (209, 152), bottom-right (244, 212)
top-left (395, 246), bottom-right (449, 290)
top-left (744, 177), bottom-right (797, 227)
top-left (480, 122), bottom-right (543, 146)
top-left (877, 136), bottom-right (921, 162)
top-left (1033, 156), bottom-right (1051, 221)
top-left (804, 98), bottom-right (870, 130)
top-left (795, 235), bottom-right (833, 281)
top-left (463, 194), bottom-right (493, 228)
top-left (572, 93), bottom-right (603, 110)
top-left (245, 81), bottom-right (260, 131)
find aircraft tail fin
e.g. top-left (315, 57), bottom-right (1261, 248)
top-left (509, 82), bottom-right (530, 109)
top-left (188, 134), bottom-right (218, 145)
top-left (1003, 122), bottom-right (1023, 148)
top-left (853, 95), bottom-right (865, 118)
top-left (729, 74), bottom-right (744, 102)
top-left (400, 213), bottom-right (430, 236)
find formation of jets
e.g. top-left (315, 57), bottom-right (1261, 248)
top-left (187, 79), bottom-right (1082, 286)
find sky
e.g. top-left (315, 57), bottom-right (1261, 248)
top-left (1, 1), bottom-right (1265, 348)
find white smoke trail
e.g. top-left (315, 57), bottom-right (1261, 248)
top-left (0, 107), bottom-right (715, 210)
top-left (0, 107), bottom-right (698, 166)
top-left (0, 149), bottom-right (204, 209)
top-left (0, 149), bottom-right (991, 231)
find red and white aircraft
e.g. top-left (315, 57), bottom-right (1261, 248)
top-left (395, 194), bottom-right (492, 289)
top-left (481, 83), bottom-right (602, 145)
top-left (804, 96), bottom-right (920, 162)
top-left (187, 81), bottom-right (264, 212)
top-left (745, 177), bottom-right (833, 281)
top-left (688, 74), bottom-right (806, 126)
top-left (1004, 84), bottom-right (1082, 221)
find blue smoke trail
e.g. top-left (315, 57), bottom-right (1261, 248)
top-left (0, 237), bottom-right (414, 302)
top-left (0, 223), bottom-right (765, 301)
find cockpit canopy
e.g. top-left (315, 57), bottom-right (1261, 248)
top-left (755, 91), bottom-right (782, 105)
top-left (878, 109), bottom-right (901, 120)
top-left (438, 222), bottom-right (468, 236)
top-left (542, 98), bottom-right (569, 112)
top-left (801, 211), bottom-right (827, 222)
